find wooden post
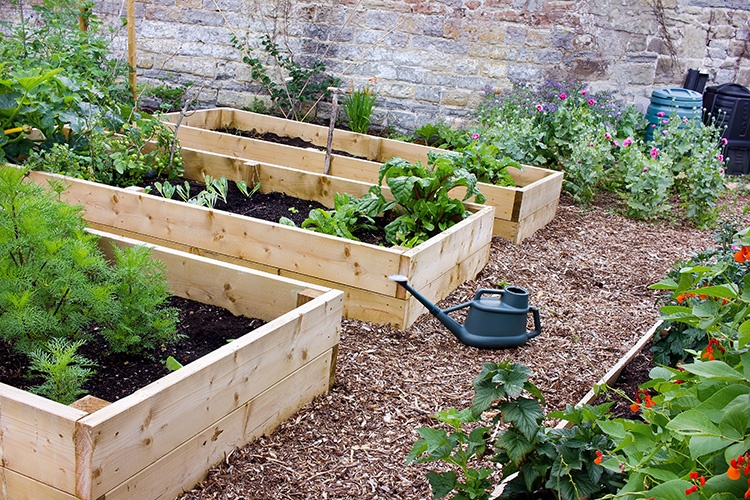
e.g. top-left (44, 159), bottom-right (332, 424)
top-left (324, 88), bottom-right (346, 175)
top-left (78, 6), bottom-right (88, 31)
top-left (127, 0), bottom-right (137, 103)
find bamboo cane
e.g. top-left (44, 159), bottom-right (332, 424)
top-left (127, 0), bottom-right (137, 102)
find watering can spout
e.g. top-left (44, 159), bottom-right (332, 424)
top-left (388, 275), bottom-right (469, 339)
top-left (389, 275), bottom-right (542, 349)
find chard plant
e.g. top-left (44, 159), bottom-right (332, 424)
top-left (370, 152), bottom-right (486, 248)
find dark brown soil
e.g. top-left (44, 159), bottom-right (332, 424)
top-left (217, 128), bottom-right (360, 159)
top-left (0, 296), bottom-right (265, 402)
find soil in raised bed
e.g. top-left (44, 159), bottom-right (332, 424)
top-left (146, 178), bottom-right (392, 246)
top-left (217, 127), bottom-right (362, 159)
top-left (0, 296), bottom-right (265, 403)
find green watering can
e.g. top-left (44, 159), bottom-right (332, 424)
top-left (390, 275), bottom-right (541, 349)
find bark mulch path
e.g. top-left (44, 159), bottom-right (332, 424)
top-left (175, 185), bottom-right (750, 500)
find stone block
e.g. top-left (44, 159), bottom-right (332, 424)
top-left (415, 85), bottom-right (442, 103)
top-left (533, 48), bottom-right (563, 64)
top-left (507, 64), bottom-right (543, 82)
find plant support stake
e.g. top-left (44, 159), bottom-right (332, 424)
top-left (127, 0), bottom-right (137, 103)
top-left (324, 87), bottom-right (347, 175)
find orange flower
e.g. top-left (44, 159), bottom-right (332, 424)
top-left (690, 471), bottom-right (699, 480)
top-left (644, 394), bottom-right (656, 408)
top-left (728, 466), bottom-right (740, 480)
top-left (686, 484), bottom-right (698, 495)
top-left (629, 402), bottom-right (640, 412)
top-left (594, 450), bottom-right (603, 464)
top-left (735, 246), bottom-right (750, 263)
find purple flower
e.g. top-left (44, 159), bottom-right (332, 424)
top-left (471, 133), bottom-right (480, 140)
top-left (587, 99), bottom-right (596, 106)
top-left (623, 137), bottom-right (632, 147)
top-left (650, 147), bottom-right (659, 158)
top-left (657, 111), bottom-right (665, 117)
top-left (559, 93), bottom-right (567, 100)
top-left (721, 137), bottom-right (728, 146)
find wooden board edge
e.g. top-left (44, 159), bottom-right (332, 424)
top-left (0, 467), bottom-right (79, 500)
top-left (554, 320), bottom-right (662, 429)
top-left (101, 350), bottom-right (334, 500)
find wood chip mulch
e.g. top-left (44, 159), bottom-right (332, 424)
top-left (179, 188), bottom-right (750, 500)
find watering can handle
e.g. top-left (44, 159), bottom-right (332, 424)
top-left (527, 306), bottom-right (542, 340)
top-left (473, 288), bottom-right (505, 300)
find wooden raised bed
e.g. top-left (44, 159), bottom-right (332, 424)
top-left (0, 230), bottom-right (343, 500)
top-left (27, 148), bottom-right (495, 328)
top-left (164, 107), bottom-right (563, 244)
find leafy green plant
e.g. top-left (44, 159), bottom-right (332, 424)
top-left (370, 152), bottom-right (486, 247)
top-left (27, 337), bottom-right (95, 405)
top-left (299, 192), bottom-right (381, 240)
top-left (618, 141), bottom-right (674, 220)
top-left (408, 361), bottom-right (622, 500)
top-left (231, 33), bottom-right (339, 121)
top-left (154, 176), bottom-right (260, 208)
top-left (0, 164), bottom-right (180, 364)
top-left (342, 79), bottom-right (377, 134)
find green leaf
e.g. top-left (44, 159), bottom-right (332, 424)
top-left (649, 277), bottom-right (679, 290)
top-left (494, 427), bottom-right (535, 466)
top-left (666, 409), bottom-right (721, 435)
top-left (738, 319), bottom-right (750, 348)
top-left (645, 479), bottom-right (696, 499)
top-left (426, 471), bottom-right (457, 499)
top-left (689, 435), bottom-right (733, 459)
top-left (501, 398), bottom-right (543, 441)
top-left (682, 361), bottom-right (745, 381)
top-left (165, 355), bottom-right (183, 371)
top-left (685, 284), bottom-right (739, 299)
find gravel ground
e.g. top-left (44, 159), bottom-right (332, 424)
top-left (179, 187), bottom-right (750, 500)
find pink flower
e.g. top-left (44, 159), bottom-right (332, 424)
top-left (589, 141), bottom-right (594, 147)
top-left (718, 154), bottom-right (724, 162)
top-left (536, 104), bottom-right (544, 112)
top-left (719, 168), bottom-right (725, 174)
top-left (613, 140), bottom-right (619, 147)
top-left (662, 130), bottom-right (668, 135)
top-left (657, 111), bottom-right (665, 117)
top-left (683, 117), bottom-right (689, 123)
top-left (587, 99), bottom-right (596, 105)
top-left (471, 133), bottom-right (480, 140)
top-left (559, 93), bottom-right (567, 100)
top-left (651, 124), bottom-right (656, 129)
top-left (581, 90), bottom-right (588, 95)
top-left (662, 119), bottom-right (669, 125)
top-left (650, 147), bottom-right (659, 158)
top-left (721, 137), bottom-right (728, 146)
top-left (605, 132), bottom-right (612, 139)
top-left (643, 167), bottom-right (648, 173)
top-left (623, 137), bottom-right (632, 147)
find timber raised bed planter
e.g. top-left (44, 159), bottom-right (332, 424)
top-left (27, 148), bottom-right (495, 328)
top-left (0, 230), bottom-right (343, 500)
top-left (164, 107), bottom-right (563, 243)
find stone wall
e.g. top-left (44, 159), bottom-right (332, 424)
top-left (2, 0), bottom-right (749, 131)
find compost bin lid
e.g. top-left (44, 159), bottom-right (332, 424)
top-left (708, 83), bottom-right (750, 98)
top-left (651, 88), bottom-right (703, 105)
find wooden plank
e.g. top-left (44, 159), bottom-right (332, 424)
top-left (93, 229), bottom-right (328, 321)
top-left (0, 384), bottom-right (85, 495)
top-left (513, 199), bottom-right (561, 244)
top-left (0, 468), bottom-right (79, 500)
top-left (102, 349), bottom-right (333, 500)
top-left (515, 170), bottom-right (564, 221)
top-left (404, 206), bottom-right (495, 294)
top-left (555, 321), bottom-right (662, 429)
top-left (403, 244), bottom-right (492, 328)
top-left (28, 171), bottom-right (404, 297)
top-left (77, 293), bottom-right (341, 498)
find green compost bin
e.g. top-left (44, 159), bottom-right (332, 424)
top-left (645, 88), bottom-right (703, 141)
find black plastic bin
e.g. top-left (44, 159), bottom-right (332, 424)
top-left (723, 140), bottom-right (750, 176)
top-left (703, 83), bottom-right (750, 140)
